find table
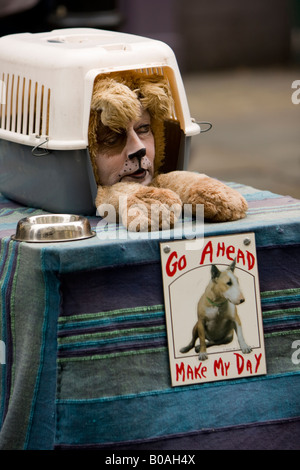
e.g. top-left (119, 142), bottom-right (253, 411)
top-left (0, 182), bottom-right (299, 450)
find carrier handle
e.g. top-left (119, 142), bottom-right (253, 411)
top-left (32, 137), bottom-right (50, 157)
top-left (197, 121), bottom-right (213, 133)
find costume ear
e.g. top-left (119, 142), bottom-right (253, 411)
top-left (91, 77), bottom-right (141, 132)
top-left (138, 77), bottom-right (174, 121)
top-left (228, 259), bottom-right (236, 272)
top-left (211, 264), bottom-right (221, 280)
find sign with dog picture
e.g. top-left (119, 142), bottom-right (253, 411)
top-left (160, 232), bottom-right (266, 386)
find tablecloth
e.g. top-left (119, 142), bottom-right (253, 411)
top-left (0, 182), bottom-right (299, 450)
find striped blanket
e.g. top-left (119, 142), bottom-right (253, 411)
top-left (0, 183), bottom-right (299, 450)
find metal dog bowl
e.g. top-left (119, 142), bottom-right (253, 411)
top-left (12, 214), bottom-right (96, 243)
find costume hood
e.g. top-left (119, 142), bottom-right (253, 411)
top-left (88, 71), bottom-right (174, 185)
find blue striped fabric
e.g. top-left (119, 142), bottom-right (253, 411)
top-left (55, 374), bottom-right (299, 447)
top-left (0, 183), bottom-right (300, 449)
top-left (53, 264), bottom-right (300, 448)
top-left (0, 239), bottom-right (20, 426)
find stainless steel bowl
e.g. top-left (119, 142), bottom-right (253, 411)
top-left (12, 214), bottom-right (96, 243)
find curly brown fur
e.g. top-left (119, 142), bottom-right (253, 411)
top-left (96, 182), bottom-right (182, 231)
top-left (88, 71), bottom-right (174, 178)
top-left (91, 77), bottom-right (141, 132)
top-left (152, 171), bottom-right (248, 221)
top-left (89, 72), bottom-right (248, 231)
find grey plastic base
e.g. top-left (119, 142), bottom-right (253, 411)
top-left (0, 140), bottom-right (97, 215)
top-left (0, 128), bottom-right (191, 215)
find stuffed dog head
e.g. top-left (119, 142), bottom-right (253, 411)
top-left (88, 71), bottom-right (174, 186)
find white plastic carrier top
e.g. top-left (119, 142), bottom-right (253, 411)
top-left (0, 28), bottom-right (200, 151)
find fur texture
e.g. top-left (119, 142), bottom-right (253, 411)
top-left (152, 171), bottom-right (248, 222)
top-left (89, 71), bottom-right (248, 231)
top-left (91, 78), bottom-right (141, 132)
top-left (88, 71), bottom-right (173, 185)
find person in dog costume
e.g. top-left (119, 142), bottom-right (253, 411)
top-left (88, 71), bottom-right (247, 231)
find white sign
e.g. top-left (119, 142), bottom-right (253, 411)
top-left (160, 232), bottom-right (267, 386)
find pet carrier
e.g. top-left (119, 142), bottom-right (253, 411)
top-left (0, 28), bottom-right (200, 214)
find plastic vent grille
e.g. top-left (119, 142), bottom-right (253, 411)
top-left (0, 73), bottom-right (50, 137)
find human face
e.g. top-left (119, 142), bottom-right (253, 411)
top-left (94, 109), bottom-right (155, 186)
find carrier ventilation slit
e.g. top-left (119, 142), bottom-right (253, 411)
top-left (0, 73), bottom-right (50, 137)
